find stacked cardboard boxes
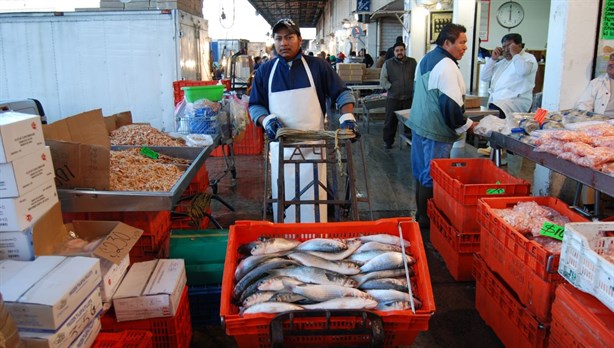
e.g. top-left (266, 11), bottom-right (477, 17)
top-left (336, 63), bottom-right (364, 83)
top-left (363, 68), bottom-right (381, 81)
top-left (0, 112), bottom-right (58, 261)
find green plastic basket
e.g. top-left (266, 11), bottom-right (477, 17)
top-left (181, 85), bottom-right (225, 102)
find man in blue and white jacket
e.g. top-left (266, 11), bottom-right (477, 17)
top-left (406, 23), bottom-right (475, 228)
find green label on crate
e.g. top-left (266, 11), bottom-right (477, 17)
top-left (540, 221), bottom-right (565, 241)
top-left (140, 147), bottom-right (159, 159)
top-left (486, 181), bottom-right (505, 195)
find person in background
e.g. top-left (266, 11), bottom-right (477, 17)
top-left (406, 23), bottom-right (475, 229)
top-left (380, 42), bottom-right (416, 149)
top-left (328, 54), bottom-right (337, 69)
top-left (249, 18), bottom-right (358, 223)
top-left (385, 36), bottom-right (403, 60)
top-left (477, 38), bottom-right (491, 60)
top-left (308, 51), bottom-right (315, 56)
top-left (318, 51), bottom-right (327, 60)
top-left (337, 52), bottom-right (346, 63)
top-left (344, 51), bottom-right (356, 63)
top-left (253, 56), bottom-right (262, 70)
top-left (576, 52), bottom-right (614, 116)
top-left (359, 48), bottom-right (374, 68)
top-left (374, 50), bottom-right (387, 68)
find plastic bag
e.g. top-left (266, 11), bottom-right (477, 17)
top-left (473, 115), bottom-right (506, 137)
top-left (230, 94), bottom-right (250, 141)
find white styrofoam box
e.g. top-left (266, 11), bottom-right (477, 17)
top-left (559, 222), bottom-right (614, 312)
top-left (19, 288), bottom-right (103, 348)
top-left (68, 316), bottom-right (100, 348)
top-left (0, 256), bottom-right (101, 330)
top-left (0, 227), bottom-right (34, 260)
top-left (113, 259), bottom-right (186, 322)
top-left (0, 112), bottom-right (45, 163)
top-left (0, 179), bottom-right (58, 231)
top-left (99, 255), bottom-right (130, 302)
top-left (0, 146), bottom-right (54, 198)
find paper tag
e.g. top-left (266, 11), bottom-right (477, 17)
top-left (140, 147), bottom-right (159, 159)
top-left (539, 221), bottom-right (565, 241)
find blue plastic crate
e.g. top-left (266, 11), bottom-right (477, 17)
top-left (188, 285), bottom-right (222, 326)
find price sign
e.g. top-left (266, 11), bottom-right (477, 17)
top-left (140, 146), bottom-right (159, 159)
top-left (94, 227), bottom-right (143, 264)
top-left (539, 221), bottom-right (565, 241)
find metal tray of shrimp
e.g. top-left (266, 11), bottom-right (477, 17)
top-left (57, 143), bottom-right (216, 212)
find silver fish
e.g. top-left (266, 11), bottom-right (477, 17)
top-left (359, 252), bottom-right (416, 273)
top-left (234, 253), bottom-right (285, 282)
top-left (366, 289), bottom-right (410, 302)
top-left (360, 278), bottom-right (408, 292)
top-left (352, 268), bottom-right (413, 286)
top-left (241, 302), bottom-right (303, 315)
top-left (302, 297), bottom-right (378, 310)
top-left (233, 258), bottom-right (296, 300)
top-left (271, 266), bottom-right (358, 287)
top-left (376, 301), bottom-right (411, 311)
top-left (251, 238), bottom-right (301, 255)
top-left (359, 234), bottom-right (411, 247)
top-left (295, 238), bottom-right (348, 252)
top-left (289, 284), bottom-right (373, 302)
top-left (269, 292), bottom-right (314, 304)
top-left (242, 291), bottom-right (276, 308)
top-left (288, 252), bottom-right (360, 275)
top-left (239, 274), bottom-right (298, 304)
top-left (258, 276), bottom-right (304, 292)
top-left (306, 238), bottom-right (362, 261)
top-left (346, 250), bottom-right (388, 265)
top-left (355, 241), bottom-right (402, 254)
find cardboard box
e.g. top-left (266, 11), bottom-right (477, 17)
top-left (0, 179), bottom-right (58, 231)
top-left (0, 256), bottom-right (101, 330)
top-left (0, 111), bottom-right (45, 163)
top-left (103, 111), bottom-right (133, 134)
top-left (0, 146), bottom-right (54, 198)
top-left (0, 228), bottom-right (34, 260)
top-left (465, 95), bottom-right (482, 109)
top-left (68, 316), bottom-right (100, 348)
top-left (33, 203), bottom-right (143, 302)
top-left (113, 259), bottom-right (186, 322)
top-left (43, 109), bottom-right (110, 190)
top-left (19, 288), bottom-right (102, 348)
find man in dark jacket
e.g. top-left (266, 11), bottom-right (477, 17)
top-left (385, 36), bottom-right (403, 60)
top-left (380, 42), bottom-right (417, 149)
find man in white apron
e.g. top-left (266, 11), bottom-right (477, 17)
top-left (248, 18), bottom-right (358, 223)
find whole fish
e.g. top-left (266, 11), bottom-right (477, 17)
top-left (238, 241), bottom-right (261, 255)
top-left (241, 302), bottom-right (303, 315)
top-left (376, 301), bottom-right (411, 311)
top-left (359, 252), bottom-right (416, 273)
top-left (288, 252), bottom-right (360, 275)
top-left (302, 297), bottom-right (378, 310)
top-left (360, 278), bottom-right (408, 292)
top-left (288, 284), bottom-right (373, 302)
top-left (306, 238), bottom-right (362, 261)
top-left (269, 292), bottom-right (315, 304)
top-left (366, 289), bottom-right (410, 302)
top-left (251, 238), bottom-right (301, 255)
top-left (271, 266), bottom-right (358, 287)
top-left (233, 258), bottom-right (296, 300)
top-left (234, 253), bottom-right (286, 282)
top-left (242, 291), bottom-right (276, 308)
top-left (359, 234), bottom-right (411, 247)
top-left (295, 238), bottom-right (348, 252)
top-left (346, 250), bottom-right (388, 265)
top-left (353, 268), bottom-right (413, 286)
top-left (258, 276), bottom-right (304, 292)
top-left (355, 241), bottom-right (402, 254)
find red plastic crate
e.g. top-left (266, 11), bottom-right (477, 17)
top-left (428, 199), bottom-right (480, 281)
top-left (173, 80), bottom-right (230, 106)
top-left (220, 218), bottom-right (435, 348)
top-left (210, 120), bottom-right (264, 157)
top-left (130, 234), bottom-right (170, 264)
top-left (101, 287), bottom-right (191, 348)
top-left (431, 158), bottom-right (531, 232)
top-left (182, 164), bottom-right (209, 196)
top-left (477, 196), bottom-right (589, 323)
top-left (549, 283), bottom-right (614, 347)
top-left (473, 254), bottom-right (550, 348)
top-left (92, 330), bottom-right (154, 348)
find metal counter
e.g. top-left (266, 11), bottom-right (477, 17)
top-left (58, 140), bottom-right (218, 212)
top-left (490, 132), bottom-right (614, 197)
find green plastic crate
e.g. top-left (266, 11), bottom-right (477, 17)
top-left (170, 229), bottom-right (228, 285)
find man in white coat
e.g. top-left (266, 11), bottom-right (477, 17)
top-left (248, 18), bottom-right (358, 223)
top-left (575, 52), bottom-right (614, 116)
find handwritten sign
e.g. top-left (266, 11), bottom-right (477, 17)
top-left (539, 221), bottom-right (565, 241)
top-left (603, 0), bottom-right (614, 39)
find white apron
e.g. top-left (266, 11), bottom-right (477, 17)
top-left (268, 57), bottom-right (327, 223)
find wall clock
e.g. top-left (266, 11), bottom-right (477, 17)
top-left (496, 1), bottom-right (524, 29)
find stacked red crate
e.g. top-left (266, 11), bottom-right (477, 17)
top-left (92, 330), bottom-right (153, 348)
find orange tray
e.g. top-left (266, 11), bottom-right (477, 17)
top-left (477, 196), bottom-right (589, 323)
top-left (220, 218), bottom-right (435, 348)
top-left (92, 331), bottom-right (153, 348)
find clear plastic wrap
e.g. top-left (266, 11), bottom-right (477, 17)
top-left (593, 136), bottom-right (614, 149)
top-left (576, 123), bottom-right (614, 137)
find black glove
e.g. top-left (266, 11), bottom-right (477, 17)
top-left (262, 114), bottom-right (283, 141)
top-left (339, 113), bottom-right (361, 140)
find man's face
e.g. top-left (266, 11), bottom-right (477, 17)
top-left (443, 32), bottom-right (468, 61)
top-left (607, 54), bottom-right (614, 79)
top-left (501, 40), bottom-right (519, 60)
top-left (273, 28), bottom-right (302, 61)
top-left (394, 46), bottom-right (405, 59)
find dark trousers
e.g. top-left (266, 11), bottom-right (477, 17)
top-left (384, 98), bottom-right (412, 145)
top-left (488, 103), bottom-right (506, 120)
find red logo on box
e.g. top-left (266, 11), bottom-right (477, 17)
top-left (31, 122), bottom-right (37, 130)
top-left (26, 214), bottom-right (33, 222)
top-left (41, 153), bottom-right (47, 161)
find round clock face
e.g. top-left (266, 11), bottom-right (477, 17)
top-left (496, 1), bottom-right (524, 29)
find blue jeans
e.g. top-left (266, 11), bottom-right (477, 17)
top-left (411, 132), bottom-right (453, 187)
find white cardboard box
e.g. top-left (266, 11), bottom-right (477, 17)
top-left (19, 288), bottom-right (103, 348)
top-left (0, 146), bottom-right (54, 198)
top-left (0, 112), bottom-right (45, 163)
top-left (99, 255), bottom-right (130, 302)
top-left (113, 259), bottom-right (186, 322)
top-left (68, 316), bottom-right (100, 348)
top-left (0, 228), bottom-right (34, 260)
top-left (0, 256), bottom-right (101, 330)
top-left (0, 179), bottom-right (58, 231)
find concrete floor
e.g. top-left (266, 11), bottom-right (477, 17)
top-left (190, 122), bottom-right (523, 347)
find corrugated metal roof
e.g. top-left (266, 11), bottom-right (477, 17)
top-left (247, 0), bottom-right (329, 28)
